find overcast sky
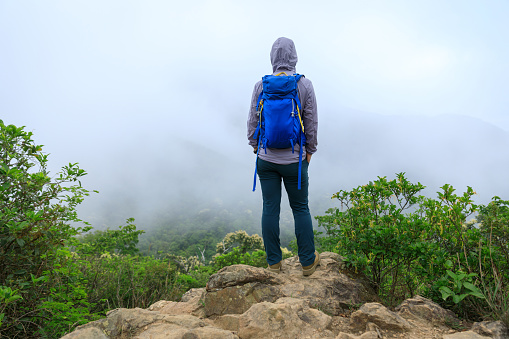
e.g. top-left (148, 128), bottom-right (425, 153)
top-left (1, 1), bottom-right (508, 227)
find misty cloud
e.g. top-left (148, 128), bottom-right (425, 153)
top-left (1, 1), bottom-right (509, 231)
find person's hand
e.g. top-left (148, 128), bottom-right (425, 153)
top-left (306, 152), bottom-right (312, 163)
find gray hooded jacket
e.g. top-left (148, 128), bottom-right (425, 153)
top-left (247, 37), bottom-right (318, 165)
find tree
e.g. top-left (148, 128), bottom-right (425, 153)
top-left (0, 120), bottom-right (93, 337)
top-left (215, 230), bottom-right (264, 255)
top-left (78, 218), bottom-right (144, 256)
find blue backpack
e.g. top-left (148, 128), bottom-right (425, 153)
top-left (252, 72), bottom-right (306, 191)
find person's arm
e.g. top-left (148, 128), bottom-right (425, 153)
top-left (301, 80), bottom-right (318, 157)
top-left (247, 82), bottom-right (262, 152)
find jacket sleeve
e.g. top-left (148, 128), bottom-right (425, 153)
top-left (247, 81), bottom-right (262, 148)
top-left (301, 79), bottom-right (318, 154)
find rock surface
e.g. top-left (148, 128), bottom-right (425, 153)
top-left (61, 252), bottom-right (508, 339)
top-left (471, 321), bottom-right (509, 339)
top-left (442, 331), bottom-right (491, 339)
top-left (203, 252), bottom-right (378, 317)
top-left (349, 302), bottom-right (413, 332)
top-left (395, 295), bottom-right (459, 328)
top-left (238, 297), bottom-right (334, 338)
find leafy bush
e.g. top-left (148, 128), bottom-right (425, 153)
top-left (0, 120), bottom-right (93, 338)
top-left (79, 253), bottom-right (181, 311)
top-left (185, 265), bottom-right (216, 288)
top-left (211, 230), bottom-right (267, 270)
top-left (215, 230), bottom-right (264, 255)
top-left (37, 247), bottom-right (101, 337)
top-left (0, 286), bottom-right (22, 329)
top-left (214, 248), bottom-right (267, 270)
top-left (167, 254), bottom-right (203, 273)
top-left (476, 198), bottom-right (509, 325)
top-left (0, 121), bottom-right (186, 337)
top-left (439, 268), bottom-right (484, 304)
top-left (316, 173), bottom-right (435, 305)
top-left (77, 218), bottom-right (144, 256)
top-left (316, 173), bottom-right (509, 325)
top-left (37, 221), bottom-right (184, 336)
top-left (315, 173), bottom-right (491, 313)
top-left (213, 247), bottom-right (293, 271)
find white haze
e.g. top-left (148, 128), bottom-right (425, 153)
top-left (1, 0), bottom-right (509, 229)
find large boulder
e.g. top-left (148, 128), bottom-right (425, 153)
top-left (237, 297), bottom-right (334, 339)
top-left (203, 252), bottom-right (378, 317)
top-left (60, 308), bottom-right (237, 339)
top-left (349, 302), bottom-right (413, 332)
top-left (148, 287), bottom-right (206, 318)
top-left (395, 295), bottom-right (459, 328)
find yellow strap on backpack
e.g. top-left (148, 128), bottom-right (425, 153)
top-left (296, 105), bottom-right (304, 133)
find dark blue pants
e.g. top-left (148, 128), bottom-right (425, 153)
top-left (257, 158), bottom-right (316, 267)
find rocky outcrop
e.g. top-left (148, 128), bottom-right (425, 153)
top-left (62, 252), bottom-right (508, 339)
top-left (349, 302), bottom-right (413, 332)
top-left (203, 252), bottom-right (378, 318)
top-left (395, 295), bottom-right (460, 327)
top-left (238, 298), bottom-right (334, 339)
top-left (61, 308), bottom-right (238, 339)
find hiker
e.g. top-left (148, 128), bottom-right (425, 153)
top-left (247, 37), bottom-right (319, 276)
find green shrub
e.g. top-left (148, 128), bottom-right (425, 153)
top-left (186, 265), bottom-right (216, 288)
top-left (316, 173), bottom-right (434, 305)
top-left (215, 230), bottom-right (264, 255)
top-left (316, 173), bottom-right (509, 325)
top-left (79, 251), bottom-right (181, 312)
top-left (77, 218), bottom-right (144, 256)
top-left (0, 120), bottom-right (93, 338)
top-left (213, 248), bottom-right (267, 270)
top-left (316, 173), bottom-right (485, 309)
top-left (476, 198), bottom-right (509, 326)
top-left (212, 247), bottom-right (293, 271)
top-left (0, 121), bottom-right (185, 337)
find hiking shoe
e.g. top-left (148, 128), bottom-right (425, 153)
top-left (267, 261), bottom-right (281, 273)
top-left (302, 251), bottom-right (320, 276)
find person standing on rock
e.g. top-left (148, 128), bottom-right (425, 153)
top-left (247, 37), bottom-right (319, 276)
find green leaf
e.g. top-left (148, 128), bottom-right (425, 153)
top-left (439, 286), bottom-right (453, 300)
top-left (469, 291), bottom-right (485, 299)
top-left (463, 282), bottom-right (484, 299)
top-left (16, 238), bottom-right (25, 247)
top-left (452, 294), bottom-right (460, 304)
top-left (452, 294), bottom-right (468, 304)
top-left (463, 282), bottom-right (477, 291)
top-left (446, 270), bottom-right (457, 280)
top-left (5, 294), bottom-right (22, 303)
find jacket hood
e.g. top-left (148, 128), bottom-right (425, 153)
top-left (270, 37), bottom-right (298, 73)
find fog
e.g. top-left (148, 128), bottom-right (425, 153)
top-left (2, 1), bottom-right (509, 231)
